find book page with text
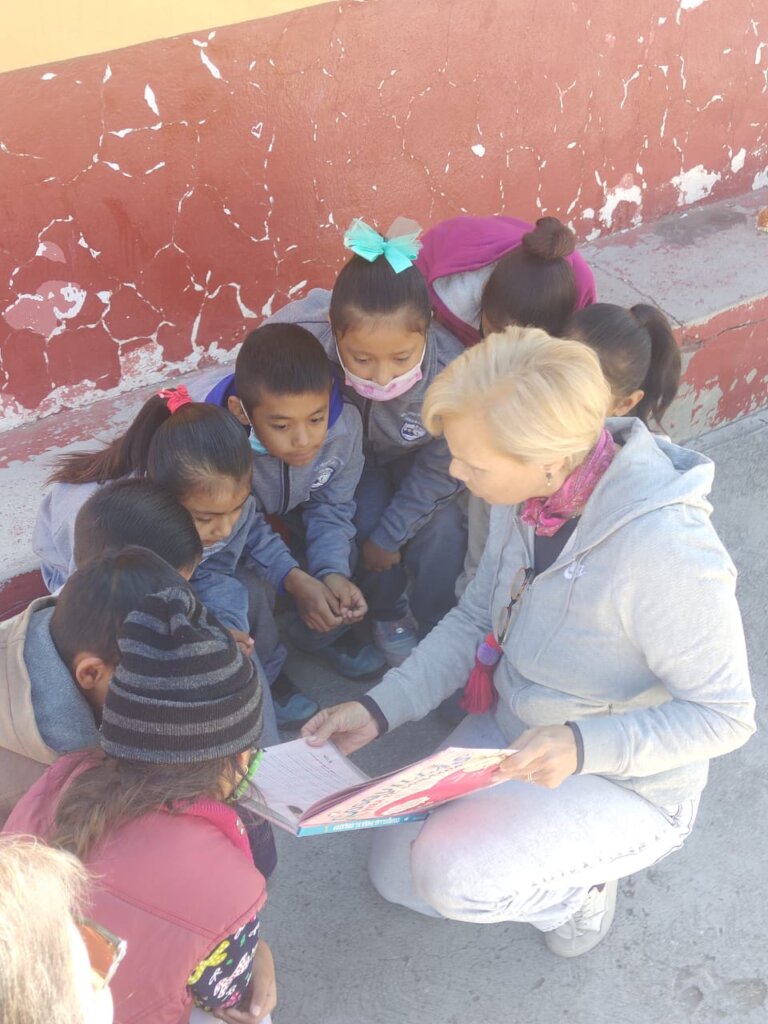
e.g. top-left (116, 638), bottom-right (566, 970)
top-left (243, 739), bottom-right (369, 829)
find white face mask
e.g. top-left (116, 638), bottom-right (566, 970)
top-left (336, 344), bottom-right (426, 402)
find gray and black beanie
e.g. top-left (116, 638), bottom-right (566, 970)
top-left (101, 586), bottom-right (263, 763)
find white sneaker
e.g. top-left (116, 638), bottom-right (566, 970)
top-left (544, 879), bottom-right (618, 958)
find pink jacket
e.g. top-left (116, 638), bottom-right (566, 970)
top-left (5, 752), bottom-right (267, 1024)
top-left (416, 215), bottom-right (597, 346)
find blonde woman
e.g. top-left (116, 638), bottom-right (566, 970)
top-left (303, 327), bottom-right (755, 957)
top-left (0, 836), bottom-right (116, 1024)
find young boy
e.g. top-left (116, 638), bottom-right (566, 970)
top-left (205, 323), bottom-right (385, 680)
top-left (0, 547), bottom-right (186, 824)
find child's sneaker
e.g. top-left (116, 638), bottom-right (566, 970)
top-left (544, 879), bottom-right (618, 958)
top-left (318, 640), bottom-right (386, 682)
top-left (373, 614), bottom-right (419, 667)
top-left (271, 673), bottom-right (319, 730)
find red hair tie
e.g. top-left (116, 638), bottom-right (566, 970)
top-left (157, 385), bottom-right (193, 414)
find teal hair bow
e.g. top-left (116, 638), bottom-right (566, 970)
top-left (343, 216), bottom-right (422, 274)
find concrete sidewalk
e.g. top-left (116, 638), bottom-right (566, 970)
top-left (265, 411), bottom-right (768, 1024)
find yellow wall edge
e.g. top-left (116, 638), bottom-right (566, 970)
top-left (0, 0), bottom-right (336, 74)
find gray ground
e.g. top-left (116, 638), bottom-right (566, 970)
top-left (264, 412), bottom-right (768, 1024)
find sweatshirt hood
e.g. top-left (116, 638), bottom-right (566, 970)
top-left (566, 417), bottom-right (714, 560)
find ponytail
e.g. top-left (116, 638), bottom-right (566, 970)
top-left (49, 388), bottom-right (252, 497)
top-left (481, 217), bottom-right (578, 337)
top-left (629, 304), bottom-right (682, 427)
top-left (566, 303), bottom-right (681, 428)
top-left (49, 394), bottom-right (172, 484)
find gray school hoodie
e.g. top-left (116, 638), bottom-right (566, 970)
top-left (265, 288), bottom-right (466, 551)
top-left (196, 370), bottom-right (365, 587)
top-left (33, 481), bottom-right (101, 591)
top-left (367, 418), bottom-right (756, 809)
top-left (241, 398), bottom-right (365, 585)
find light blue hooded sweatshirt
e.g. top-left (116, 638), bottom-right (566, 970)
top-left (367, 418), bottom-right (755, 808)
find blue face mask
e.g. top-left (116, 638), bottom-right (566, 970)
top-left (248, 432), bottom-right (268, 456)
top-left (240, 402), bottom-right (269, 455)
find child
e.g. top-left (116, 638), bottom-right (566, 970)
top-left (73, 478), bottom-right (203, 579)
top-left (566, 302), bottom-right (682, 429)
top-left (0, 547), bottom-right (184, 824)
top-left (34, 389), bottom-right (299, 732)
top-left (415, 214), bottom-right (596, 346)
top-left (205, 322), bottom-right (385, 680)
top-left (458, 304), bottom-right (682, 595)
top-left (5, 586), bottom-right (276, 1023)
top-left (265, 218), bottom-right (468, 665)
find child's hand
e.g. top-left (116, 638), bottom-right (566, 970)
top-left (284, 569), bottom-right (344, 632)
top-left (229, 629), bottom-right (255, 657)
top-left (213, 940), bottom-right (276, 1023)
top-left (322, 574), bottom-right (368, 622)
top-left (362, 539), bottom-right (401, 572)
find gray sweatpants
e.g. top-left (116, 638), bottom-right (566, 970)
top-left (368, 713), bottom-right (699, 931)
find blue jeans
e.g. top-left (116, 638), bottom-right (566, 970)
top-left (354, 459), bottom-right (467, 633)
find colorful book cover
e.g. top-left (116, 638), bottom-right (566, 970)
top-left (243, 739), bottom-right (509, 836)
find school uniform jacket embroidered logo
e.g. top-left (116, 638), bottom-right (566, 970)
top-left (399, 413), bottom-right (427, 442)
top-left (311, 463), bottom-right (338, 489)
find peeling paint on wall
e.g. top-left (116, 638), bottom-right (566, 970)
top-left (671, 165), bottom-right (722, 206)
top-left (0, 0), bottom-right (767, 429)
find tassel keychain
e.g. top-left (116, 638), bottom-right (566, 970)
top-left (461, 567), bottom-right (534, 715)
top-left (460, 633), bottom-right (503, 714)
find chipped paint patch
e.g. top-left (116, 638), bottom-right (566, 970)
top-left (143, 84), bottom-right (159, 115)
top-left (671, 165), bottom-right (721, 206)
top-left (3, 281), bottom-right (87, 336)
top-left (598, 179), bottom-right (643, 229)
top-left (730, 148), bottom-right (747, 173)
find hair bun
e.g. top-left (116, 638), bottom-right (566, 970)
top-left (522, 217), bottom-right (576, 261)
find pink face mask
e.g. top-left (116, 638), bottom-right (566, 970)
top-left (337, 344), bottom-right (426, 402)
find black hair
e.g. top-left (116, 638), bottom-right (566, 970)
top-left (73, 480), bottom-right (203, 573)
top-left (50, 547), bottom-right (189, 669)
top-left (566, 303), bottom-right (682, 427)
top-left (481, 217), bottom-right (578, 337)
top-left (49, 391), bottom-right (251, 498)
top-left (235, 323), bottom-right (332, 417)
top-left (329, 252), bottom-right (431, 338)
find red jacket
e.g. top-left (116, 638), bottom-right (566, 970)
top-left (5, 752), bottom-right (267, 1024)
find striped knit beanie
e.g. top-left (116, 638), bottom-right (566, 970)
top-left (101, 587), bottom-right (263, 763)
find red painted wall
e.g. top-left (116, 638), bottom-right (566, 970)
top-left (1, 0), bottom-right (766, 429)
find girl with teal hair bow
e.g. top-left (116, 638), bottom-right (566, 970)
top-left (343, 217), bottom-right (423, 274)
top-left (258, 214), bottom-right (469, 671)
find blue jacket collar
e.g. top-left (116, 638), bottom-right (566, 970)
top-left (206, 372), bottom-right (344, 429)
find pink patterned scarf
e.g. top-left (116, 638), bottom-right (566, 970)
top-left (520, 428), bottom-right (617, 537)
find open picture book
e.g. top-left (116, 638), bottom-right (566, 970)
top-left (242, 738), bottom-right (510, 836)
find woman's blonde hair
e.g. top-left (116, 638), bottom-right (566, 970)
top-left (423, 326), bottom-right (611, 470)
top-left (0, 836), bottom-right (88, 1024)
